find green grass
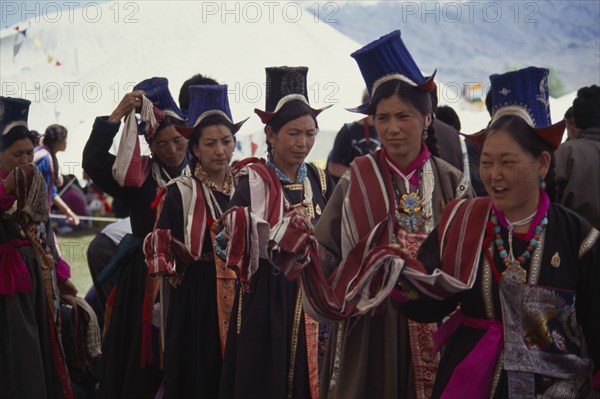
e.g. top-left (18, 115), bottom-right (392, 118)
top-left (55, 225), bottom-right (107, 294)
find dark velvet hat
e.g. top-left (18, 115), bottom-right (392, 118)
top-left (133, 77), bottom-right (185, 121)
top-left (349, 30), bottom-right (436, 114)
top-left (254, 66), bottom-right (331, 124)
top-left (175, 84), bottom-right (248, 138)
top-left (0, 96), bottom-right (31, 136)
top-left (468, 67), bottom-right (565, 149)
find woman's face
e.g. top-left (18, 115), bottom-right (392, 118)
top-left (267, 114), bottom-right (316, 171)
top-left (480, 130), bottom-right (550, 219)
top-left (374, 95), bottom-right (431, 167)
top-left (192, 124), bottom-right (235, 175)
top-left (149, 125), bottom-right (188, 168)
top-left (0, 138), bottom-right (34, 173)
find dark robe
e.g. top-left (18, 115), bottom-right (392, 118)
top-left (155, 181), bottom-right (230, 398)
top-left (82, 116), bottom-right (184, 398)
top-left (219, 163), bottom-right (333, 399)
top-left (0, 209), bottom-right (67, 398)
top-left (314, 153), bottom-right (473, 399)
top-left (399, 203), bottom-right (600, 398)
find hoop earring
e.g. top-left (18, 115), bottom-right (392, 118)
top-left (422, 130), bottom-right (429, 140)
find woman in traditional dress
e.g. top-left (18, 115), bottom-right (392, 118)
top-left (290, 30), bottom-right (473, 399)
top-left (82, 77), bottom-right (190, 398)
top-left (144, 84), bottom-right (247, 398)
top-left (34, 124), bottom-right (79, 225)
top-left (0, 96), bottom-right (74, 399)
top-left (391, 66), bottom-right (600, 398)
top-left (219, 66), bottom-right (334, 399)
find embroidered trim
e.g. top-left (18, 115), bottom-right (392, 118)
top-left (455, 175), bottom-right (471, 199)
top-left (287, 288), bottom-right (304, 399)
top-left (527, 228), bottom-right (545, 285)
top-left (489, 350), bottom-right (504, 399)
top-left (422, 159), bottom-right (435, 233)
top-left (328, 323), bottom-right (343, 392)
top-left (316, 164), bottom-right (327, 198)
top-left (304, 312), bottom-right (319, 399)
top-left (579, 228), bottom-right (599, 259)
top-left (284, 183), bottom-right (304, 191)
top-left (211, 222), bottom-right (236, 358)
top-left (482, 241), bottom-right (495, 319)
top-left (236, 286), bottom-right (243, 335)
top-left (407, 320), bottom-right (438, 399)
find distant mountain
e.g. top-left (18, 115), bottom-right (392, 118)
top-left (312, 0), bottom-right (600, 95)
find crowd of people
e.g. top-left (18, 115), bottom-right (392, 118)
top-left (1, 29), bottom-right (599, 399)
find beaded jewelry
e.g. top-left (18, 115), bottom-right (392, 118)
top-left (392, 169), bottom-right (428, 234)
top-left (194, 162), bottom-right (234, 195)
top-left (490, 212), bottom-right (548, 284)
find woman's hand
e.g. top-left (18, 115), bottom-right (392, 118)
top-left (2, 170), bottom-right (16, 194)
top-left (107, 91), bottom-right (145, 123)
top-left (53, 195), bottom-right (80, 226)
top-left (65, 210), bottom-right (80, 226)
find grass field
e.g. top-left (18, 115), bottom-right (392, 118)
top-left (55, 225), bottom-right (105, 294)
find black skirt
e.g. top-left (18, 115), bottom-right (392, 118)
top-left (99, 248), bottom-right (162, 399)
top-left (219, 259), bottom-right (310, 399)
top-left (163, 260), bottom-right (222, 398)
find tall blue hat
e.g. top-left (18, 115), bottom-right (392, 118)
top-left (254, 66), bottom-right (331, 124)
top-left (469, 67), bottom-right (565, 149)
top-left (0, 97), bottom-right (31, 136)
top-left (349, 30), bottom-right (436, 114)
top-left (175, 84), bottom-right (248, 138)
top-left (133, 77), bottom-right (185, 121)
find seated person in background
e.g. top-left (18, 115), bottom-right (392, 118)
top-left (85, 182), bottom-right (112, 216)
top-left (85, 217), bottom-right (132, 325)
top-left (54, 174), bottom-right (92, 234)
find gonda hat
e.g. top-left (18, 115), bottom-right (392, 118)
top-left (254, 66), bottom-right (331, 124)
top-left (0, 97), bottom-right (31, 137)
top-left (175, 84), bottom-right (248, 138)
top-left (349, 30), bottom-right (436, 114)
top-left (133, 77), bottom-right (185, 121)
top-left (468, 67), bottom-right (565, 149)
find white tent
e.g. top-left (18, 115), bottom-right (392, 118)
top-left (1, 1), bottom-right (369, 177)
top-left (2, 2), bottom-right (579, 179)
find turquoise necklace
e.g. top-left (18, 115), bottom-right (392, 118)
top-left (490, 212), bottom-right (547, 284)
